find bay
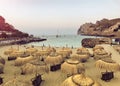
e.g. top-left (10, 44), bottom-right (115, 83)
top-left (28, 35), bottom-right (97, 48)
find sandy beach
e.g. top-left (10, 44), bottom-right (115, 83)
top-left (0, 44), bottom-right (120, 86)
top-left (0, 0), bottom-right (120, 86)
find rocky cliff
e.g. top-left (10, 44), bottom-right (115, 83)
top-left (81, 38), bottom-right (112, 48)
top-left (78, 18), bottom-right (120, 37)
top-left (0, 16), bottom-right (29, 38)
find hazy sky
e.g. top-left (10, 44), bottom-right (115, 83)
top-left (0, 0), bottom-right (120, 36)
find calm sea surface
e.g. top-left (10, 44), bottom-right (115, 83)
top-left (28, 35), bottom-right (97, 48)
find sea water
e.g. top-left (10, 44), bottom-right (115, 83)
top-left (28, 35), bottom-right (97, 48)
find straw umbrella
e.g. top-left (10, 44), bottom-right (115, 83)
top-left (34, 46), bottom-right (56, 60)
top-left (26, 47), bottom-right (38, 55)
top-left (95, 59), bottom-right (120, 81)
top-left (93, 45), bottom-right (104, 51)
top-left (4, 47), bottom-right (17, 55)
top-left (21, 61), bottom-right (49, 75)
top-left (75, 47), bottom-right (90, 62)
top-left (3, 76), bottom-right (31, 86)
top-left (61, 59), bottom-right (85, 76)
top-left (57, 47), bottom-right (72, 60)
top-left (60, 74), bottom-right (101, 86)
top-left (44, 52), bottom-right (64, 71)
top-left (94, 49), bottom-right (107, 54)
top-left (95, 59), bottom-right (120, 72)
top-left (44, 54), bottom-right (63, 66)
top-left (4, 46), bottom-right (26, 60)
top-left (76, 47), bottom-right (90, 55)
top-left (14, 55), bottom-right (36, 66)
top-left (71, 54), bottom-right (89, 62)
top-left (46, 46), bottom-right (56, 53)
top-left (62, 47), bottom-right (72, 54)
top-left (93, 49), bottom-right (111, 60)
top-left (9, 50), bottom-right (24, 57)
top-left (35, 50), bottom-right (50, 57)
top-left (34, 47), bottom-right (55, 62)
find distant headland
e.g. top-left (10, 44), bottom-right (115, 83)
top-left (77, 18), bottom-right (120, 37)
top-left (0, 16), bottom-right (29, 38)
top-left (0, 16), bottom-right (46, 46)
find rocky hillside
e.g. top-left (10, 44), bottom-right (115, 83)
top-left (78, 18), bottom-right (120, 37)
top-left (0, 16), bottom-right (29, 38)
top-left (81, 38), bottom-right (112, 48)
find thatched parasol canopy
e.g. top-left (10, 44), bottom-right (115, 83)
top-left (93, 48), bottom-right (111, 60)
top-left (26, 47), bottom-right (38, 55)
top-left (46, 47), bottom-right (56, 53)
top-left (71, 54), bottom-right (89, 62)
top-left (21, 61), bottom-right (49, 75)
top-left (93, 45), bottom-right (104, 51)
top-left (9, 50), bottom-right (24, 57)
top-left (77, 47), bottom-right (90, 55)
top-left (59, 47), bottom-right (72, 54)
top-left (35, 50), bottom-right (50, 56)
top-left (94, 49), bottom-right (108, 55)
top-left (34, 47), bottom-right (56, 57)
top-left (44, 55), bottom-right (63, 66)
top-left (61, 59), bottom-right (85, 75)
top-left (60, 74), bottom-right (101, 86)
top-left (3, 77), bottom-right (30, 86)
top-left (14, 55), bottom-right (35, 66)
top-left (95, 59), bottom-right (120, 72)
top-left (57, 48), bottom-right (72, 60)
top-left (4, 48), bottom-right (17, 55)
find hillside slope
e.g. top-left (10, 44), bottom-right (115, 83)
top-left (0, 16), bottom-right (28, 38)
top-left (78, 18), bottom-right (120, 37)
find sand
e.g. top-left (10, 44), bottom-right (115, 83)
top-left (0, 44), bottom-right (120, 86)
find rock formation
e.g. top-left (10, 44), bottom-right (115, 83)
top-left (81, 38), bottom-right (112, 48)
top-left (78, 18), bottom-right (120, 37)
top-left (0, 16), bottom-right (29, 38)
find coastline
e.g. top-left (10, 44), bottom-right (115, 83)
top-left (0, 37), bottom-right (47, 46)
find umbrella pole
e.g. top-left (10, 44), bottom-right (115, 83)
top-left (42, 46), bottom-right (43, 50)
top-left (66, 44), bottom-right (68, 48)
top-left (11, 45), bottom-right (13, 49)
top-left (36, 65), bottom-right (38, 75)
top-left (49, 44), bottom-right (51, 48)
top-left (17, 45), bottom-right (19, 50)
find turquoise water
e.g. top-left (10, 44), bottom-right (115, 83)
top-left (28, 35), bottom-right (97, 48)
